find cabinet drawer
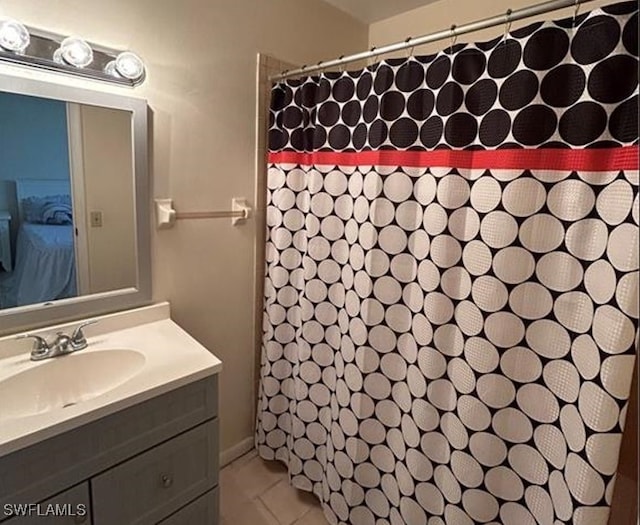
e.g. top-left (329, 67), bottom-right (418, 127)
top-left (3, 483), bottom-right (91, 525)
top-left (158, 487), bottom-right (218, 525)
top-left (91, 420), bottom-right (218, 525)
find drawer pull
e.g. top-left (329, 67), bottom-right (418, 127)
top-left (161, 474), bottom-right (173, 488)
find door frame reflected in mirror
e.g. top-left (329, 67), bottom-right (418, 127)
top-left (0, 72), bottom-right (150, 336)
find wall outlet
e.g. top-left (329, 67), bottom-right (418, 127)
top-left (90, 211), bottom-right (103, 228)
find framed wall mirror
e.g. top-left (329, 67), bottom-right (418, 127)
top-left (0, 72), bottom-right (150, 336)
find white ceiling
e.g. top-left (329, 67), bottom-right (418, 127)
top-left (322, 0), bottom-right (439, 24)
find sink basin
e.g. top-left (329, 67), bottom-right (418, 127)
top-left (0, 350), bottom-right (146, 421)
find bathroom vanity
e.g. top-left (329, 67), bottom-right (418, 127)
top-left (0, 303), bottom-right (222, 524)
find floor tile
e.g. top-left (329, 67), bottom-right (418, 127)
top-left (224, 497), bottom-right (280, 525)
top-left (219, 465), bottom-right (251, 519)
top-left (221, 449), bottom-right (326, 525)
top-left (260, 478), bottom-right (317, 525)
top-left (294, 505), bottom-right (329, 525)
top-left (253, 498), bottom-right (282, 525)
top-left (232, 454), bottom-right (288, 499)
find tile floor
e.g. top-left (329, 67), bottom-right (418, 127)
top-left (220, 449), bottom-right (328, 525)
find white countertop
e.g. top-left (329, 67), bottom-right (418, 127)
top-left (0, 302), bottom-right (222, 457)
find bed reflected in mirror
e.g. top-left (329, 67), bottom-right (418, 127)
top-left (0, 91), bottom-right (136, 311)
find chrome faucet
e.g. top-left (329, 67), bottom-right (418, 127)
top-left (17, 320), bottom-right (98, 361)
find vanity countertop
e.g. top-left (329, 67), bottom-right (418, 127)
top-left (0, 302), bottom-right (222, 457)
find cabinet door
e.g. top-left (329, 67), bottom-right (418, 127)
top-left (2, 483), bottom-right (91, 525)
top-left (91, 420), bottom-right (218, 525)
top-left (158, 487), bottom-right (218, 525)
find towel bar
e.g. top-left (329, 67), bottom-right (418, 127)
top-left (155, 198), bottom-right (251, 228)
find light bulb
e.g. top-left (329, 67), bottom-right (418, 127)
top-left (52, 48), bottom-right (64, 64)
top-left (0, 19), bottom-right (30, 53)
top-left (104, 60), bottom-right (120, 77)
top-left (56, 36), bottom-right (93, 68)
top-left (115, 51), bottom-right (145, 81)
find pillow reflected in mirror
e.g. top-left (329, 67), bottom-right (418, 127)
top-left (22, 195), bottom-right (73, 225)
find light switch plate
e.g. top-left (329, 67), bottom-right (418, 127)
top-left (90, 211), bottom-right (103, 228)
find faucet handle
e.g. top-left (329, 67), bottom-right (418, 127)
top-left (71, 319), bottom-right (98, 347)
top-left (16, 334), bottom-right (50, 355)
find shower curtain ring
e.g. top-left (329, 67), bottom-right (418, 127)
top-left (405, 37), bottom-right (415, 58)
top-left (368, 47), bottom-right (377, 69)
top-left (449, 24), bottom-right (457, 53)
top-left (338, 55), bottom-right (345, 73)
top-left (502, 9), bottom-right (513, 44)
top-left (573, 0), bottom-right (581, 26)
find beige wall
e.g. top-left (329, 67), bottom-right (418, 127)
top-left (79, 105), bottom-right (136, 294)
top-left (369, 0), bottom-right (613, 52)
top-left (0, 0), bottom-right (367, 456)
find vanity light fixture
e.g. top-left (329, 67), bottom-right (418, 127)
top-left (0, 19), bottom-right (30, 53)
top-left (0, 18), bottom-right (146, 86)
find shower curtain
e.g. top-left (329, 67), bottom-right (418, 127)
top-left (256, 2), bottom-right (638, 524)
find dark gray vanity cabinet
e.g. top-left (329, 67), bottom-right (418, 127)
top-left (0, 375), bottom-right (219, 525)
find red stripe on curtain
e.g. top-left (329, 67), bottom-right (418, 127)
top-left (268, 146), bottom-right (639, 171)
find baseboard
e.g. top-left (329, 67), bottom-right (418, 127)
top-left (220, 436), bottom-right (255, 467)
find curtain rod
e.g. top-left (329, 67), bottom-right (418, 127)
top-left (270, 0), bottom-right (594, 81)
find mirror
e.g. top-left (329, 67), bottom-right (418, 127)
top-left (0, 73), bottom-right (150, 335)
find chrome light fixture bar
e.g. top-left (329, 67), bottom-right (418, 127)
top-left (0, 19), bottom-right (146, 86)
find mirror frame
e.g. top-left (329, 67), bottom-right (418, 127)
top-left (0, 73), bottom-right (150, 335)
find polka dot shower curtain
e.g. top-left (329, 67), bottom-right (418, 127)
top-left (256, 2), bottom-right (639, 524)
